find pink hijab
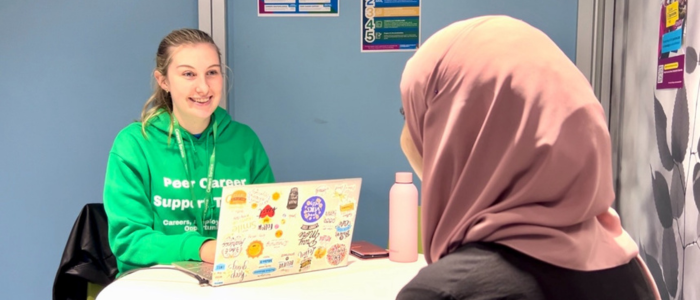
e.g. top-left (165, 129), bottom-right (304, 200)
top-left (400, 16), bottom-right (639, 271)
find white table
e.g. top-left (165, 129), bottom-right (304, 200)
top-left (97, 255), bottom-right (427, 300)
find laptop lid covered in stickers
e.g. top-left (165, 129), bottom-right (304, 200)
top-left (209, 178), bottom-right (362, 286)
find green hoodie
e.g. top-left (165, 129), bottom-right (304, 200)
top-left (104, 107), bottom-right (274, 275)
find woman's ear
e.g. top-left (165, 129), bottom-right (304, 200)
top-left (154, 70), bottom-right (169, 92)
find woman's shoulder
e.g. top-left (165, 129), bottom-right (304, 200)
top-left (109, 122), bottom-right (157, 157)
top-left (114, 122), bottom-right (148, 143)
top-left (216, 115), bottom-right (261, 143)
top-left (227, 121), bottom-right (257, 137)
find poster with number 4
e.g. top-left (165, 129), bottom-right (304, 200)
top-left (361, 0), bottom-right (421, 52)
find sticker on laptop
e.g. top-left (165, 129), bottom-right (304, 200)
top-left (259, 257), bottom-right (273, 265)
top-left (265, 237), bottom-right (288, 249)
top-left (323, 210), bottom-right (337, 224)
top-left (278, 255), bottom-right (295, 271)
top-left (286, 187), bottom-right (299, 209)
top-left (327, 243), bottom-right (347, 265)
top-left (272, 191), bottom-right (281, 201)
top-left (253, 267), bottom-right (276, 276)
top-left (298, 246), bottom-right (315, 272)
top-left (319, 234), bottom-right (332, 247)
top-left (315, 185), bottom-right (329, 197)
top-left (299, 257), bottom-right (312, 271)
top-left (301, 196), bottom-right (325, 223)
top-left (222, 235), bottom-right (245, 258)
top-left (335, 220), bottom-right (352, 240)
top-left (229, 260), bottom-right (249, 282)
top-left (226, 190), bottom-right (247, 207)
top-left (246, 240), bottom-right (264, 258)
top-left (299, 226), bottom-right (320, 248)
top-left (333, 183), bottom-right (356, 199)
top-left (314, 246), bottom-right (327, 259)
top-left (229, 215), bottom-right (256, 233)
top-left (249, 188), bottom-right (272, 209)
top-left (258, 204), bottom-right (278, 231)
top-left (215, 263), bottom-right (227, 272)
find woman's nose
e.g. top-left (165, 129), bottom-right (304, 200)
top-left (195, 77), bottom-right (209, 94)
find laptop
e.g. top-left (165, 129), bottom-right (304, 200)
top-left (173, 178), bottom-right (362, 286)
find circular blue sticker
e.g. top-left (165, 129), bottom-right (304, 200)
top-left (301, 196), bottom-right (325, 223)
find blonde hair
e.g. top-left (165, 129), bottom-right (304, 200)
top-left (140, 28), bottom-right (222, 137)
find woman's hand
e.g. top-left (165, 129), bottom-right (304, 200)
top-left (199, 240), bottom-right (217, 263)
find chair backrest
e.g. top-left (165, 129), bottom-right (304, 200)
top-left (53, 203), bottom-right (118, 300)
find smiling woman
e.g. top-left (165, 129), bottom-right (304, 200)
top-left (143, 29), bottom-right (223, 136)
top-left (155, 43), bottom-right (222, 134)
top-left (103, 28), bottom-right (276, 276)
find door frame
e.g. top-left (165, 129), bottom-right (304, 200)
top-left (199, 0), bottom-right (228, 110)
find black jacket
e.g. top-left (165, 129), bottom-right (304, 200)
top-left (53, 203), bottom-right (118, 300)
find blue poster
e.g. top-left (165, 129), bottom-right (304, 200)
top-left (361, 0), bottom-right (420, 52)
top-left (661, 28), bottom-right (683, 53)
top-left (258, 0), bottom-right (339, 16)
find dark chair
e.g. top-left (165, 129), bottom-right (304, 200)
top-left (53, 203), bottom-right (118, 300)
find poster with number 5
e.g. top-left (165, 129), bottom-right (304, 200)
top-left (361, 0), bottom-right (421, 52)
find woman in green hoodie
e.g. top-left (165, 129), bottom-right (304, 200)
top-left (104, 29), bottom-right (275, 275)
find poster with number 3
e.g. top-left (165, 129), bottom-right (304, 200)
top-left (361, 0), bottom-right (421, 52)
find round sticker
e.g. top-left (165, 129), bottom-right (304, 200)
top-left (246, 240), bottom-right (264, 258)
top-left (301, 196), bottom-right (326, 223)
top-left (326, 244), bottom-right (346, 266)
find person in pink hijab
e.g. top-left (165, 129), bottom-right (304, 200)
top-left (396, 16), bottom-right (660, 300)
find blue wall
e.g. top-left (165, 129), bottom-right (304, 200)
top-left (228, 1), bottom-right (579, 248)
top-left (0, 1), bottom-right (197, 299)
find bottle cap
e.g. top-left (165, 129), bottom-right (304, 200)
top-left (395, 172), bottom-right (413, 183)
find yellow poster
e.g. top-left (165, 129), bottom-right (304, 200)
top-left (666, 1), bottom-right (679, 27)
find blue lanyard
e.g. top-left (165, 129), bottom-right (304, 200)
top-left (173, 119), bottom-right (217, 234)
